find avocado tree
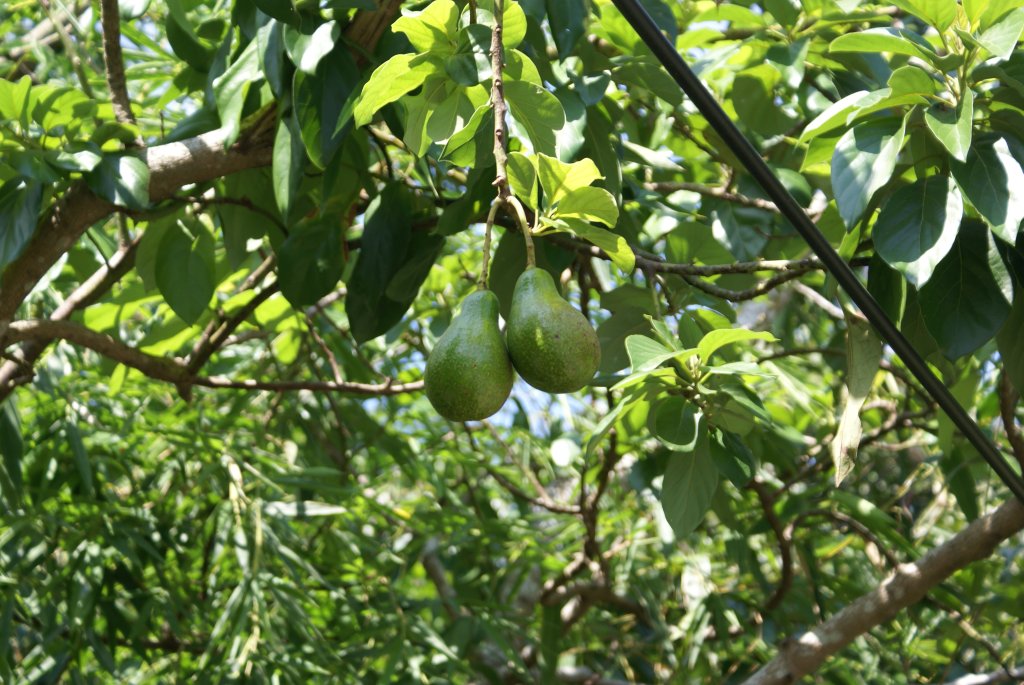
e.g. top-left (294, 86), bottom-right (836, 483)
top-left (1, 0), bottom-right (1024, 682)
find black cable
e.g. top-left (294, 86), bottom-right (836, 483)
top-left (610, 0), bottom-right (1024, 504)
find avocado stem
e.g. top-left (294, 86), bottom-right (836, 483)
top-left (506, 196), bottom-right (535, 267)
top-left (478, 199), bottom-right (501, 289)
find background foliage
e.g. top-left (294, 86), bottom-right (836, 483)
top-left (1, 0), bottom-right (1024, 682)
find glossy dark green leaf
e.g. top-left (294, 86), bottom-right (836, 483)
top-left (293, 46), bottom-right (358, 169)
top-left (0, 399), bottom-right (23, 499)
top-left (283, 21), bottom-right (339, 75)
top-left (166, 15), bottom-right (215, 72)
top-left (831, 117), bottom-right (906, 228)
top-left (347, 186), bottom-right (436, 343)
top-left (253, 0), bottom-right (301, 26)
top-left (873, 176), bottom-right (963, 287)
top-left (546, 0), bottom-right (586, 59)
top-left (445, 24), bottom-right (492, 86)
top-left (212, 40), bottom-right (261, 147)
top-left (709, 429), bottom-right (755, 487)
top-left (257, 19), bottom-right (288, 97)
top-left (867, 254), bottom-right (906, 327)
top-left (652, 397), bottom-right (702, 452)
top-left (732, 64), bottom-right (799, 136)
top-left (924, 88), bottom-right (972, 162)
top-left (941, 444), bottom-right (979, 521)
top-left (997, 293), bottom-right (1024, 394)
top-left (155, 221), bottom-right (216, 325)
top-left (919, 221), bottom-right (1011, 359)
top-left (85, 154), bottom-right (150, 210)
top-left (0, 178), bottom-right (43, 273)
top-left (277, 217), bottom-right (345, 307)
top-left (660, 434), bottom-right (718, 538)
top-left (951, 135), bottom-right (1024, 242)
top-left (272, 111), bottom-right (305, 221)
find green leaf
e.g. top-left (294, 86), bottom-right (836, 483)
top-left (553, 218), bottom-right (634, 272)
top-left (696, 329), bottom-right (776, 364)
top-left (887, 66), bottom-right (936, 97)
top-left (919, 221), bottom-right (1011, 359)
top-left (873, 176), bottom-right (963, 287)
top-left (891, 0), bottom-right (957, 30)
top-left (831, 117), bottom-right (906, 228)
top-left (346, 186), bottom-right (439, 343)
top-left (85, 154), bottom-right (150, 210)
top-left (976, 8), bottom-right (1024, 60)
top-left (353, 53), bottom-right (438, 128)
top-left (940, 444), bottom-right (979, 521)
top-left (445, 24), bottom-right (492, 86)
top-left (536, 153), bottom-right (603, 205)
top-left (440, 104), bottom-right (493, 167)
top-left (708, 429), bottom-right (755, 487)
top-left (829, 27), bottom-right (939, 63)
top-left (660, 436), bottom-right (719, 538)
top-left (212, 39), bottom-right (261, 147)
top-left (0, 400), bottom-right (23, 500)
top-left (997, 294), bottom-right (1024, 394)
top-left (272, 112), bottom-right (304, 221)
top-left (799, 90), bottom-right (871, 142)
top-left (546, 0), bottom-right (586, 59)
top-left (867, 254), bottom-right (906, 327)
top-left (392, 0), bottom-right (459, 53)
top-left (924, 88), bottom-right (973, 162)
top-left (507, 152), bottom-right (538, 209)
top-left (284, 21), bottom-right (340, 75)
top-left (253, 0), bottom-right (301, 26)
top-left (277, 218), bottom-right (345, 307)
top-left (732, 64), bottom-right (799, 136)
top-left (156, 221), bottom-right (215, 325)
top-left (625, 335), bottom-right (674, 373)
top-left (831, 314), bottom-right (881, 486)
top-left (292, 47), bottom-right (359, 169)
top-left (0, 178), bottom-right (43, 273)
top-left (652, 397), bottom-right (701, 452)
top-left (504, 80), bottom-right (565, 156)
top-left (951, 136), bottom-right (1024, 242)
top-left (552, 187), bottom-right (618, 227)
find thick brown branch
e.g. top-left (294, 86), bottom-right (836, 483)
top-left (0, 127), bottom-right (274, 323)
top-left (740, 498), bottom-right (1024, 685)
top-left (0, 236), bottom-right (140, 400)
top-left (4, 319), bottom-right (188, 383)
top-left (99, 0), bottom-right (138, 131)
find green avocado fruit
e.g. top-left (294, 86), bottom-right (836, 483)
top-left (424, 289), bottom-right (515, 421)
top-left (506, 268), bottom-right (601, 393)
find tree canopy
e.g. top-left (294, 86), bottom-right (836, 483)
top-left (1, 0), bottom-right (1024, 683)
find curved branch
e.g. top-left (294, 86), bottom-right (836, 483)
top-left (0, 3), bottom-right (399, 323)
top-left (3, 319), bottom-right (423, 397)
top-left (740, 498), bottom-right (1024, 685)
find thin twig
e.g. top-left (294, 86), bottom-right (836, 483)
top-left (749, 480), bottom-right (793, 613)
top-left (999, 373), bottom-right (1024, 472)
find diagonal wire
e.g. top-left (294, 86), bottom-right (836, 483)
top-left (609, 0), bottom-right (1024, 504)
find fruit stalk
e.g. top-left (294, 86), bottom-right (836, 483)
top-left (487, 0), bottom-right (535, 268)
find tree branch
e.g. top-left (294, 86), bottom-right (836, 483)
top-left (749, 480), bottom-right (793, 613)
top-left (998, 373), bottom-right (1024, 472)
top-left (2, 319), bottom-right (423, 396)
top-left (0, 236), bottom-right (141, 400)
top-left (740, 498), bottom-right (1024, 685)
top-left (99, 0), bottom-right (138, 132)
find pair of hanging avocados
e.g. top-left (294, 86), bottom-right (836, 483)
top-left (424, 267), bottom-right (601, 421)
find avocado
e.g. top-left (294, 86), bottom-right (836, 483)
top-left (424, 289), bottom-right (515, 421)
top-left (506, 268), bottom-right (600, 393)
